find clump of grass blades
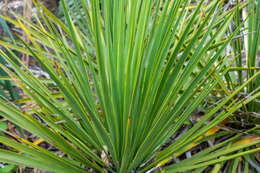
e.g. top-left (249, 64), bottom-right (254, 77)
top-left (0, 0), bottom-right (259, 173)
top-left (225, 0), bottom-right (260, 114)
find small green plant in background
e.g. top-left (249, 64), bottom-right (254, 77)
top-left (0, 17), bottom-right (19, 101)
top-left (0, 0), bottom-right (259, 173)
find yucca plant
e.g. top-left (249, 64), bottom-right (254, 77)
top-left (0, 0), bottom-right (259, 172)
